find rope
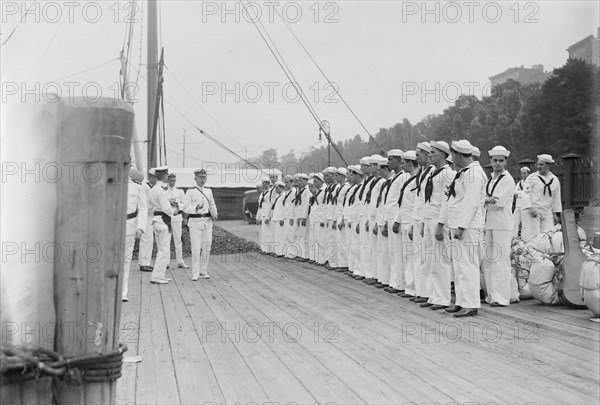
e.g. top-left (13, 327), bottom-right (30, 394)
top-left (1, 343), bottom-right (127, 385)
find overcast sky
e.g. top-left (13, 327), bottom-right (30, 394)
top-left (2, 0), bottom-right (598, 169)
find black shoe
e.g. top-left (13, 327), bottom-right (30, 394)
top-left (420, 302), bottom-right (433, 307)
top-left (374, 283), bottom-right (385, 288)
top-left (365, 279), bottom-right (378, 285)
top-left (414, 297), bottom-right (429, 303)
top-left (354, 276), bottom-right (365, 280)
top-left (445, 305), bottom-right (463, 313)
top-left (430, 304), bottom-right (448, 310)
top-left (335, 267), bottom-right (347, 272)
top-left (453, 308), bottom-right (478, 318)
top-left (139, 265), bottom-right (153, 272)
top-left (399, 293), bottom-right (414, 298)
top-left (490, 302), bottom-right (507, 307)
top-left (385, 287), bottom-right (400, 294)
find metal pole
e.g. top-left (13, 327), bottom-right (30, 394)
top-left (182, 129), bottom-right (186, 167)
top-left (147, 0), bottom-right (158, 169)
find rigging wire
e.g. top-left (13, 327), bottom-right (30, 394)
top-left (163, 64), bottom-right (269, 168)
top-left (0, 0), bottom-right (38, 48)
top-left (27, 12), bottom-right (67, 80)
top-left (273, 6), bottom-right (385, 155)
top-left (239, 0), bottom-right (347, 165)
top-left (49, 58), bottom-right (119, 82)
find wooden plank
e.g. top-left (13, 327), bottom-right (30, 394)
top-left (116, 264), bottom-right (142, 405)
top-left (135, 272), bottom-right (180, 405)
top-left (161, 264), bottom-right (225, 404)
top-left (171, 263), bottom-right (269, 403)
top-left (246, 255), bottom-right (599, 403)
top-left (213, 258), bottom-right (455, 404)
top-left (170, 265), bottom-right (316, 404)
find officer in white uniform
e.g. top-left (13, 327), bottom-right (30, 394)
top-left (139, 168), bottom-right (157, 271)
top-left (166, 173), bottom-right (189, 269)
top-left (521, 154), bottom-right (562, 241)
top-left (269, 180), bottom-right (286, 257)
top-left (183, 169), bottom-right (218, 280)
top-left (394, 151), bottom-right (420, 298)
top-left (382, 149), bottom-right (407, 294)
top-left (512, 167), bottom-right (531, 237)
top-left (483, 146), bottom-right (516, 307)
top-left (122, 168), bottom-right (147, 301)
top-left (421, 141), bottom-right (455, 309)
top-left (440, 140), bottom-right (487, 317)
top-left (148, 166), bottom-right (178, 284)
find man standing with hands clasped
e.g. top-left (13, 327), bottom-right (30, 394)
top-left (439, 140), bottom-right (486, 317)
top-left (184, 169), bottom-right (218, 281)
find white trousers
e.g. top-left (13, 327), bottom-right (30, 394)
top-left (344, 222), bottom-right (355, 272)
top-left (424, 219), bottom-right (453, 306)
top-left (122, 231), bottom-right (135, 299)
top-left (139, 214), bottom-right (154, 266)
top-left (326, 223), bottom-right (339, 267)
top-left (521, 210), bottom-right (553, 241)
top-left (377, 226), bottom-right (391, 284)
top-left (402, 223), bottom-right (417, 295)
top-left (513, 207), bottom-right (523, 237)
top-left (482, 229), bottom-right (513, 306)
top-left (412, 223), bottom-right (426, 297)
top-left (261, 220), bottom-right (274, 253)
top-left (190, 226), bottom-right (213, 277)
top-left (295, 220), bottom-right (309, 259)
top-left (171, 219), bottom-right (183, 264)
top-left (359, 217), bottom-right (374, 278)
top-left (449, 228), bottom-right (482, 309)
top-left (388, 221), bottom-right (404, 290)
top-left (273, 221), bottom-right (285, 256)
top-left (284, 219), bottom-right (295, 258)
top-left (150, 221), bottom-right (171, 280)
top-left (336, 223), bottom-right (348, 268)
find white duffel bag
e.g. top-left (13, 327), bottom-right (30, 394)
top-left (580, 258), bottom-right (600, 317)
top-left (528, 257), bottom-right (561, 305)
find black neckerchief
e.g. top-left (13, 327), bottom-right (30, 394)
top-left (365, 177), bottom-right (383, 204)
top-left (413, 165), bottom-right (433, 196)
top-left (332, 183), bottom-right (344, 204)
top-left (398, 173), bottom-right (419, 207)
top-left (537, 175), bottom-right (554, 196)
top-left (486, 173), bottom-right (506, 197)
top-left (447, 167), bottom-right (470, 200)
top-left (343, 184), bottom-right (357, 206)
top-left (518, 180), bottom-right (523, 190)
top-left (271, 193), bottom-right (282, 210)
top-left (282, 189), bottom-right (294, 205)
top-left (259, 190), bottom-right (267, 208)
top-left (376, 176), bottom-right (393, 207)
top-left (424, 166), bottom-right (446, 203)
top-left (383, 171), bottom-right (403, 203)
top-left (293, 186), bottom-right (306, 206)
top-left (359, 176), bottom-right (373, 200)
top-left (348, 183), bottom-right (363, 205)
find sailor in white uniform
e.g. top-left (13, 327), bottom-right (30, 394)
top-left (373, 156), bottom-right (394, 288)
top-left (341, 166), bottom-right (362, 276)
top-left (294, 173), bottom-right (311, 260)
top-left (421, 141), bottom-right (456, 310)
top-left (139, 168), bottom-right (157, 271)
top-left (332, 168), bottom-right (350, 271)
top-left (183, 169), bottom-right (218, 280)
top-left (148, 166), bottom-right (178, 284)
top-left (521, 154), bottom-right (562, 241)
top-left (122, 168), bottom-right (147, 301)
top-left (269, 180), bottom-right (286, 257)
top-left (482, 146), bottom-right (516, 307)
top-left (257, 177), bottom-right (274, 254)
top-left (281, 175), bottom-right (296, 258)
top-left (363, 155), bottom-right (385, 285)
top-left (166, 173), bottom-right (189, 269)
top-left (440, 140), bottom-right (487, 317)
top-left (512, 166), bottom-right (531, 237)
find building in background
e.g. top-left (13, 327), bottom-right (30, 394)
top-left (489, 64), bottom-right (552, 86)
top-left (567, 27), bottom-right (600, 67)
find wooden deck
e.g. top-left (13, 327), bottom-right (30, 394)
top-left (117, 254), bottom-right (600, 405)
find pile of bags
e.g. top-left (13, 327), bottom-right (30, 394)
top-left (511, 224), bottom-right (599, 307)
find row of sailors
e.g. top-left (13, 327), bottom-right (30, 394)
top-left (256, 140), bottom-right (562, 318)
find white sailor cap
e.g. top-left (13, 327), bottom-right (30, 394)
top-left (323, 166), bottom-right (337, 174)
top-left (359, 157), bottom-right (370, 165)
top-left (284, 175), bottom-right (293, 180)
top-left (261, 176), bottom-right (271, 183)
top-left (274, 180), bottom-right (285, 187)
top-left (537, 154), bottom-right (555, 164)
top-left (307, 179), bottom-right (315, 185)
top-left (148, 168), bottom-right (156, 176)
top-left (488, 146), bottom-right (510, 158)
top-left (430, 140), bottom-right (450, 155)
top-left (451, 140), bottom-right (473, 154)
top-left (416, 142), bottom-right (431, 153)
top-left (336, 167), bottom-right (347, 176)
top-left (298, 173), bottom-right (309, 180)
top-left (376, 156), bottom-right (389, 166)
top-left (313, 173), bottom-right (324, 182)
top-left (402, 150), bottom-right (417, 161)
top-left (348, 165), bottom-right (362, 175)
top-left (447, 155), bottom-right (453, 163)
top-left (387, 149), bottom-right (404, 157)
top-left (472, 146), bottom-right (481, 158)
top-left (155, 165), bottom-right (168, 172)
top-left (368, 154), bottom-right (383, 165)
top-left (194, 168), bottom-right (207, 175)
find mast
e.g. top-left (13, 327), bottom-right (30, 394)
top-left (147, 0), bottom-right (158, 169)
